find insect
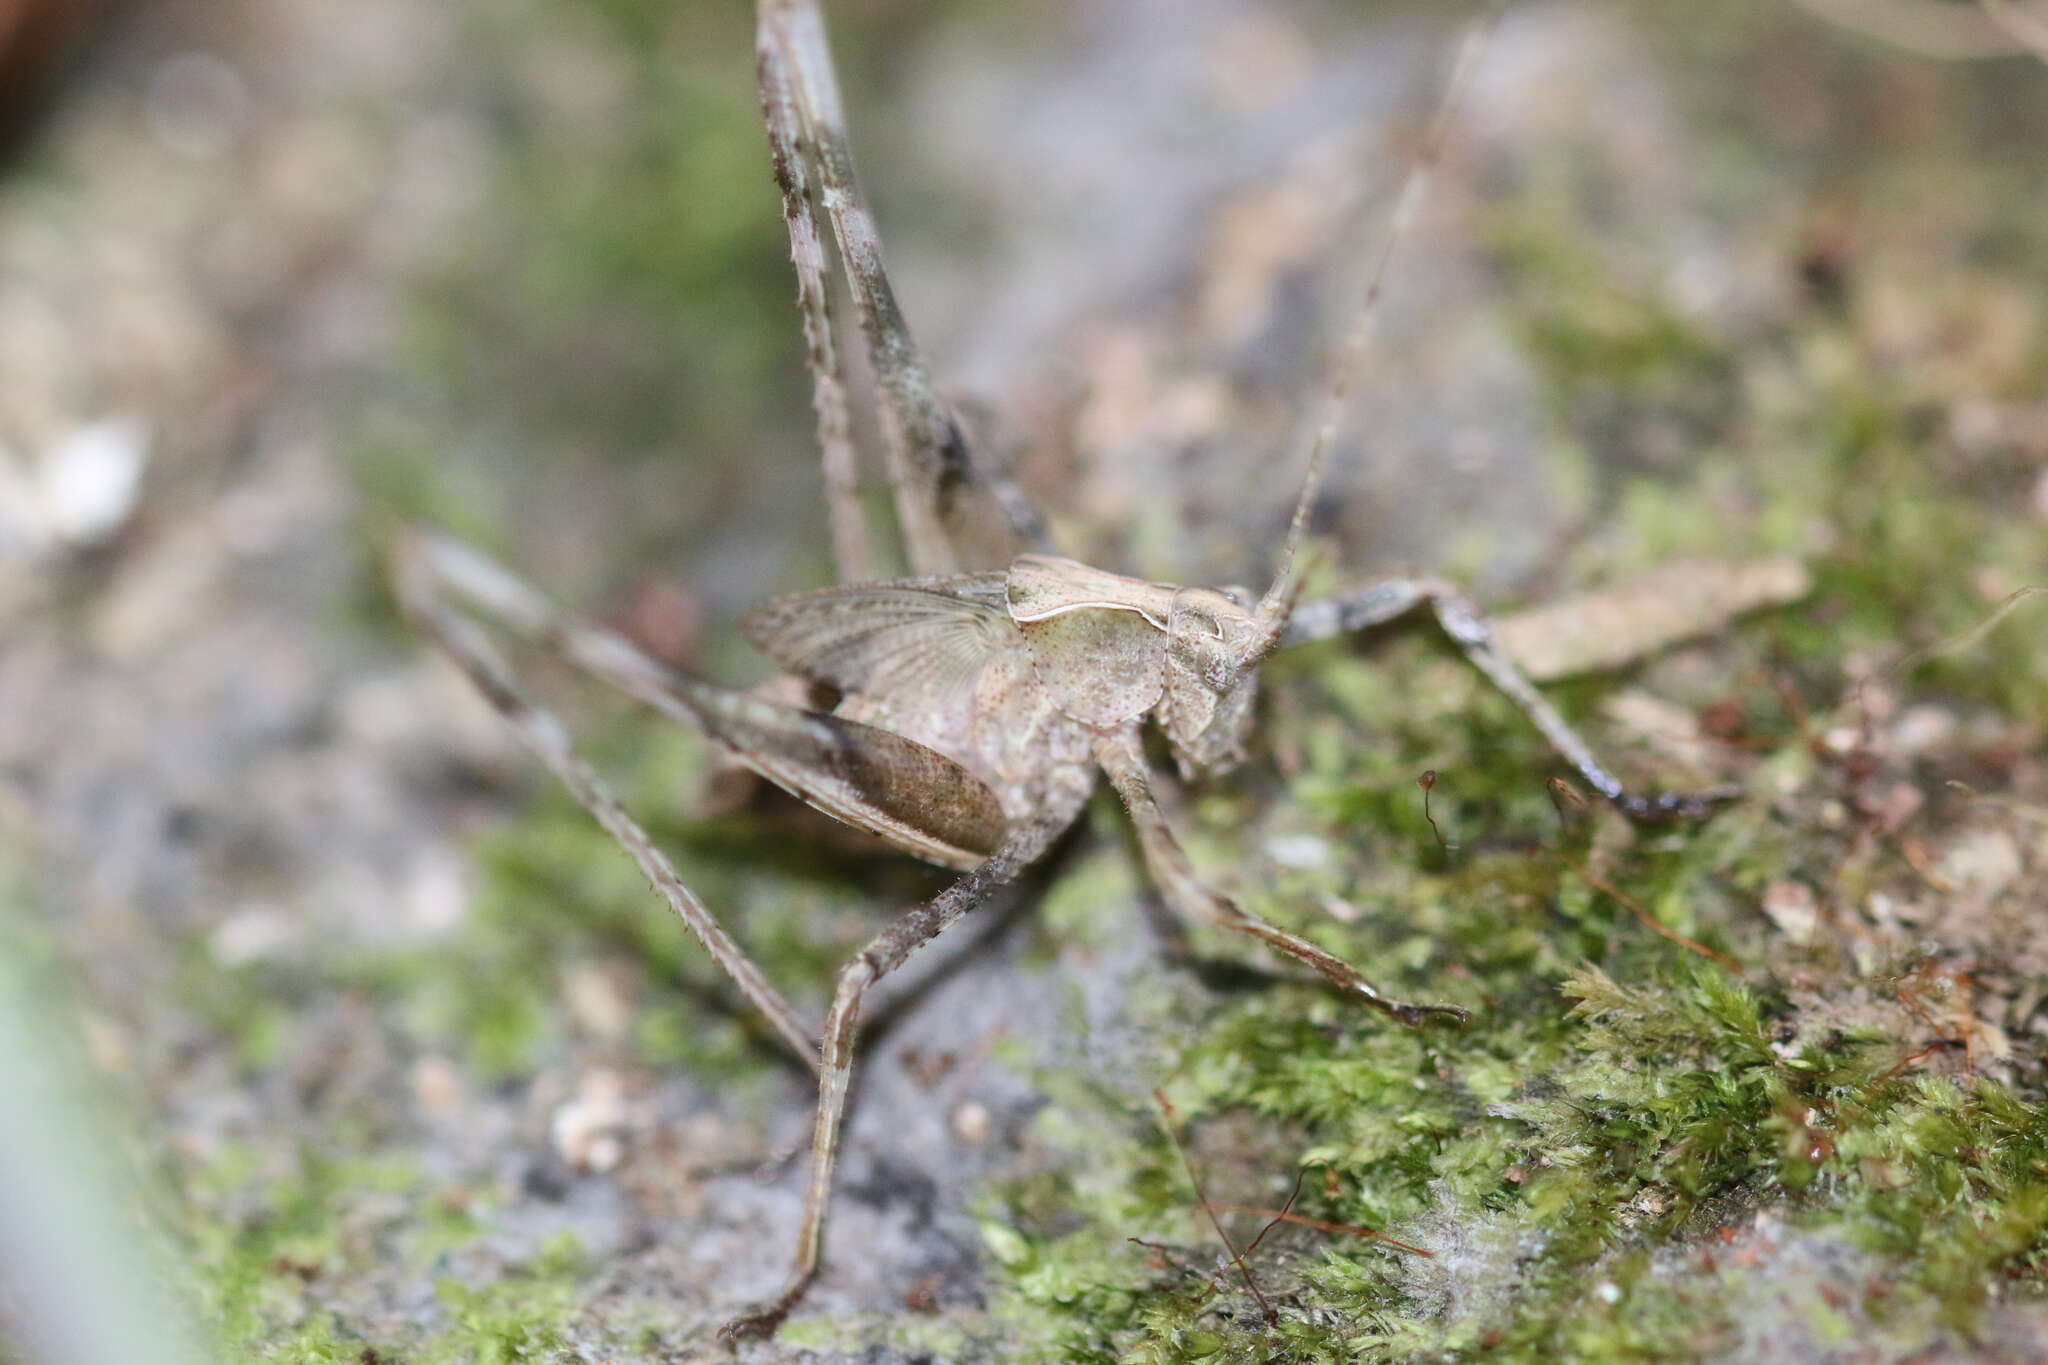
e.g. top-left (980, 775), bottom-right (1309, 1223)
top-left (395, 0), bottom-right (1730, 1341)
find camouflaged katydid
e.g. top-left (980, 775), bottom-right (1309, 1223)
top-left (394, 0), bottom-right (1732, 1340)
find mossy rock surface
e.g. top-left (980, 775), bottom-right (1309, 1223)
top-left (2, 1), bottom-right (2046, 1363)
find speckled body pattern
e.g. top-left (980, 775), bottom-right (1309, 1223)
top-left (742, 556), bottom-right (1268, 865)
top-left (396, 0), bottom-right (1726, 1342)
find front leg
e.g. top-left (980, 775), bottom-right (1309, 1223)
top-left (1285, 577), bottom-right (1736, 821)
top-left (1095, 729), bottom-right (1468, 1028)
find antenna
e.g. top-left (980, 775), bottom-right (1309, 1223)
top-left (1257, 4), bottom-right (1504, 637)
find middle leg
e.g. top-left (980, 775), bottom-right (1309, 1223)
top-left (1095, 728), bottom-right (1468, 1028)
top-left (719, 817), bottom-right (1067, 1341)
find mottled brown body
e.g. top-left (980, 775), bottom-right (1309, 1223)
top-left (740, 555), bottom-right (1272, 861)
top-left (395, 0), bottom-right (1738, 1344)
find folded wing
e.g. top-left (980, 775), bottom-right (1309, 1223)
top-left (741, 573), bottom-right (1013, 712)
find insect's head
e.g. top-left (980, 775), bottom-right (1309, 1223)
top-left (1155, 582), bottom-right (1267, 776)
top-left (1142, 442), bottom-right (1330, 776)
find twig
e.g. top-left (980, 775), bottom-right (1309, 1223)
top-left (1542, 777), bottom-right (1736, 969)
top-left (1155, 1089), bottom-right (1276, 1324)
top-left (1559, 856), bottom-right (1742, 971)
top-left (1237, 1164), bottom-right (1313, 1269)
top-left (1212, 1201), bottom-right (1435, 1259)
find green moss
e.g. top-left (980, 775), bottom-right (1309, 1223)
top-left (418, 1234), bottom-right (585, 1365)
top-left (397, 1), bottom-right (790, 463)
top-left (262, 1315), bottom-right (356, 1365)
top-left (172, 944), bottom-right (296, 1076)
top-left (986, 824), bottom-right (2048, 1361)
top-left (185, 1146), bottom-right (420, 1354)
top-left (185, 1143), bottom-right (586, 1363)
top-left (977, 100), bottom-right (2048, 1348)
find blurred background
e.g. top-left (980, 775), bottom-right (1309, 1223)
top-left (1, 0), bottom-right (2045, 1361)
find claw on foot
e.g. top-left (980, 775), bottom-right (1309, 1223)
top-left (1385, 998), bottom-right (1473, 1029)
top-left (717, 1302), bottom-right (791, 1346)
top-left (1613, 786), bottom-right (1744, 822)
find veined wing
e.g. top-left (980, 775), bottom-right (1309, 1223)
top-left (740, 573), bottom-right (1013, 708)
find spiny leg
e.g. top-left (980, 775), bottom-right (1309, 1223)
top-left (1095, 729), bottom-right (1468, 1028)
top-left (758, 17), bottom-right (870, 584)
top-left (755, 0), bottom-right (1040, 574)
top-left (393, 535), bottom-right (822, 1069)
top-left (1283, 577), bottom-right (1737, 820)
top-left (719, 819), bottom-right (1066, 1342)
